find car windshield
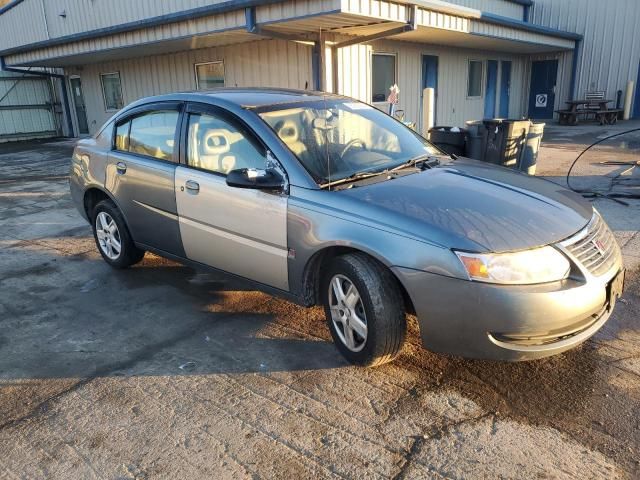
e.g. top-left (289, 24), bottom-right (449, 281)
top-left (256, 98), bottom-right (440, 185)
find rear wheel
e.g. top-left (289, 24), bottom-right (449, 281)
top-left (92, 199), bottom-right (145, 268)
top-left (321, 253), bottom-right (406, 367)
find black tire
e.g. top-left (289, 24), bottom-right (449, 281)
top-left (91, 199), bottom-right (145, 269)
top-left (321, 253), bottom-right (406, 367)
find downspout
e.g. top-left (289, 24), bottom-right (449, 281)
top-left (523, 4), bottom-right (530, 22)
top-left (569, 38), bottom-right (581, 100)
top-left (1, 56), bottom-right (74, 137)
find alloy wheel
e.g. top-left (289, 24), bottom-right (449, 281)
top-left (95, 211), bottom-right (122, 260)
top-left (328, 274), bottom-right (368, 352)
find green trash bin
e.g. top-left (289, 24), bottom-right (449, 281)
top-left (482, 119), bottom-right (530, 168)
top-left (519, 123), bottom-right (545, 175)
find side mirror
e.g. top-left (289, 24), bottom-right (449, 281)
top-left (226, 168), bottom-right (284, 190)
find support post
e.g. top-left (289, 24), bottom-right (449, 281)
top-left (624, 80), bottom-right (634, 120)
top-left (422, 87), bottom-right (435, 137)
top-left (569, 39), bottom-right (581, 101)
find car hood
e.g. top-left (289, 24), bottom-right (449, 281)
top-left (337, 158), bottom-right (593, 252)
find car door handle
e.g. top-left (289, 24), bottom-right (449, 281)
top-left (116, 162), bottom-right (127, 174)
top-left (185, 180), bottom-right (200, 193)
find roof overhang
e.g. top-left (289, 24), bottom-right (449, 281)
top-left (1, 0), bottom-right (580, 67)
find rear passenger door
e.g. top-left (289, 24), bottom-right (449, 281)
top-left (174, 103), bottom-right (289, 291)
top-left (106, 102), bottom-right (185, 256)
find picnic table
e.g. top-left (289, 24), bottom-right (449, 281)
top-left (556, 99), bottom-right (622, 126)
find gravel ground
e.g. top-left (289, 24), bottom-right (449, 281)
top-left (0, 134), bottom-right (639, 479)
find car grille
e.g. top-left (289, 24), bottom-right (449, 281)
top-left (560, 213), bottom-right (620, 277)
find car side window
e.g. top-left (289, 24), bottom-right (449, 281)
top-left (129, 110), bottom-right (179, 161)
top-left (114, 120), bottom-right (130, 151)
top-left (186, 112), bottom-right (267, 175)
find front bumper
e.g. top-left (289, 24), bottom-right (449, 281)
top-left (393, 263), bottom-right (623, 361)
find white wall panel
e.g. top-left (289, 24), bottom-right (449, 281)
top-left (66, 39), bottom-right (313, 134)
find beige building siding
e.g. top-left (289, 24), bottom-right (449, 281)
top-left (531, 0), bottom-right (640, 104)
top-left (335, 38), bottom-right (528, 129)
top-left (68, 39), bottom-right (313, 134)
top-left (445, 0), bottom-right (523, 19)
top-left (340, 0), bottom-right (408, 22)
top-left (0, 0), bottom-right (47, 50)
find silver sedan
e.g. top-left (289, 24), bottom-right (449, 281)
top-left (69, 89), bottom-right (624, 366)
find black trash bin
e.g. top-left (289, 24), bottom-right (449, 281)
top-left (428, 126), bottom-right (467, 156)
top-left (464, 120), bottom-right (487, 161)
top-left (482, 119), bottom-right (530, 168)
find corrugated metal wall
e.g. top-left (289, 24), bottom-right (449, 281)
top-left (0, 0), bottom-right (231, 51)
top-left (68, 39), bottom-right (313, 134)
top-left (531, 0), bottom-right (640, 105)
top-left (471, 22), bottom-right (574, 50)
top-left (335, 38), bottom-right (528, 128)
top-left (0, 71), bottom-right (58, 142)
top-left (445, 0), bottom-right (523, 19)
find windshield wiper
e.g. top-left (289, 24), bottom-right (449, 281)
top-left (389, 154), bottom-right (441, 172)
top-left (319, 169), bottom-right (388, 189)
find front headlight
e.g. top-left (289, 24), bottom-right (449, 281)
top-left (454, 246), bottom-right (570, 285)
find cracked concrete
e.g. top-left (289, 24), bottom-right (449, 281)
top-left (0, 135), bottom-right (639, 479)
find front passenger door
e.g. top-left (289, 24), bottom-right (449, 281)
top-left (175, 105), bottom-right (289, 291)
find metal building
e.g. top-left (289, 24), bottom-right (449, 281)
top-left (0, 0), bottom-right (636, 137)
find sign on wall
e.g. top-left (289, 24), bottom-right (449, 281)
top-left (535, 94), bottom-right (548, 108)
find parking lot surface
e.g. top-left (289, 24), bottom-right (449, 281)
top-left (0, 136), bottom-right (639, 479)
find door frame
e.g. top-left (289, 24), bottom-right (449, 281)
top-left (68, 75), bottom-right (89, 136)
top-left (499, 60), bottom-right (512, 118)
top-left (484, 60), bottom-right (498, 118)
top-left (633, 60), bottom-right (640, 119)
top-left (421, 54), bottom-right (439, 128)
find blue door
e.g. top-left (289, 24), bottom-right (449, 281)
top-left (499, 61), bottom-right (512, 118)
top-left (633, 61), bottom-right (640, 118)
top-left (422, 55), bottom-right (438, 122)
top-left (484, 60), bottom-right (498, 118)
top-left (528, 59), bottom-right (558, 119)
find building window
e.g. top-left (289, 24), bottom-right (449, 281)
top-left (100, 72), bottom-right (124, 111)
top-left (467, 60), bottom-right (483, 98)
top-left (371, 53), bottom-right (396, 103)
top-left (195, 61), bottom-right (225, 90)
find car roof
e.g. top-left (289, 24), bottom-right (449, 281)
top-left (131, 88), bottom-right (346, 110)
top-left (203, 88), bottom-right (344, 108)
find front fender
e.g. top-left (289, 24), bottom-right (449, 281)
top-left (287, 192), bottom-right (467, 300)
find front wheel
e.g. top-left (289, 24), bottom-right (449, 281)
top-left (321, 253), bottom-right (406, 367)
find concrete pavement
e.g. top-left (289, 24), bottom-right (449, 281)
top-left (0, 134), bottom-right (639, 479)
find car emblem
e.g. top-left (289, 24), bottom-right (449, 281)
top-left (593, 239), bottom-right (606, 255)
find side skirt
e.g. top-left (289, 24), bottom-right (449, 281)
top-left (136, 242), bottom-right (308, 307)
